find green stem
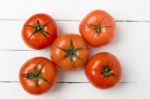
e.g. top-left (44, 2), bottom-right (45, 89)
top-left (58, 40), bottom-right (83, 62)
top-left (101, 66), bottom-right (114, 77)
top-left (88, 16), bottom-right (111, 35)
top-left (23, 62), bottom-right (49, 86)
top-left (26, 20), bottom-right (50, 39)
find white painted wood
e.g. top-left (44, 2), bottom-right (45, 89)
top-left (0, 50), bottom-right (150, 82)
top-left (0, 0), bottom-right (150, 99)
top-left (0, 0), bottom-right (150, 20)
top-left (0, 83), bottom-right (150, 99)
top-left (0, 21), bottom-right (150, 51)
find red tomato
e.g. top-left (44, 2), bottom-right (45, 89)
top-left (50, 34), bottom-right (89, 70)
top-left (80, 10), bottom-right (115, 47)
top-left (19, 57), bottom-right (57, 95)
top-left (85, 52), bottom-right (121, 89)
top-left (22, 13), bottom-right (57, 49)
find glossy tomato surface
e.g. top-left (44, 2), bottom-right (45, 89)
top-left (85, 52), bottom-right (121, 89)
top-left (19, 57), bottom-right (57, 95)
top-left (80, 10), bottom-right (115, 47)
top-left (22, 13), bottom-right (57, 49)
top-left (50, 34), bottom-right (89, 70)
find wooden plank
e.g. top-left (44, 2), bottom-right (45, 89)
top-left (0, 50), bottom-right (150, 82)
top-left (0, 0), bottom-right (149, 99)
top-left (0, 20), bottom-right (150, 51)
top-left (0, 0), bottom-right (150, 20)
top-left (0, 82), bottom-right (150, 99)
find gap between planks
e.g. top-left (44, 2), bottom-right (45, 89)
top-left (0, 19), bottom-right (150, 22)
top-left (1, 49), bottom-right (150, 52)
top-left (0, 81), bottom-right (145, 84)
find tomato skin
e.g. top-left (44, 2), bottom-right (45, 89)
top-left (22, 13), bottom-right (57, 49)
top-left (79, 10), bottom-right (115, 47)
top-left (19, 57), bottom-right (57, 95)
top-left (85, 52), bottom-right (121, 89)
top-left (50, 34), bottom-right (89, 71)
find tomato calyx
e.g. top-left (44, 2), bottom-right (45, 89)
top-left (58, 40), bottom-right (83, 62)
top-left (88, 16), bottom-right (111, 35)
top-left (26, 20), bottom-right (50, 39)
top-left (23, 61), bottom-right (49, 86)
top-left (101, 66), bottom-right (114, 77)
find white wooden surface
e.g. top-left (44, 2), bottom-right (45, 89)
top-left (0, 0), bottom-right (150, 98)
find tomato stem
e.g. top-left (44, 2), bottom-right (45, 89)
top-left (101, 66), bottom-right (114, 77)
top-left (95, 26), bottom-right (102, 34)
top-left (88, 16), bottom-right (111, 35)
top-left (23, 61), bottom-right (49, 86)
top-left (58, 40), bottom-right (83, 62)
top-left (26, 20), bottom-right (50, 39)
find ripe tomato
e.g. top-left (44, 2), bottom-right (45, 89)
top-left (22, 13), bottom-right (57, 49)
top-left (79, 10), bottom-right (115, 47)
top-left (50, 34), bottom-right (89, 70)
top-left (85, 52), bottom-right (121, 89)
top-left (19, 57), bottom-right (57, 95)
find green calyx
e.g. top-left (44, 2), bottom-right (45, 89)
top-left (26, 20), bottom-right (50, 39)
top-left (101, 66), bottom-right (114, 77)
top-left (59, 40), bottom-right (83, 62)
top-left (95, 26), bottom-right (103, 34)
top-left (23, 61), bottom-right (49, 86)
top-left (88, 16), bottom-right (111, 35)
top-left (35, 23), bottom-right (44, 32)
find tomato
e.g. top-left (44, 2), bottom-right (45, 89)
top-left (50, 34), bottom-right (89, 70)
top-left (19, 57), bottom-right (57, 95)
top-left (79, 10), bottom-right (115, 47)
top-left (85, 52), bottom-right (121, 89)
top-left (22, 13), bottom-right (57, 49)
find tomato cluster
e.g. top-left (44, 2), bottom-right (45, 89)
top-left (19, 10), bottom-right (122, 95)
